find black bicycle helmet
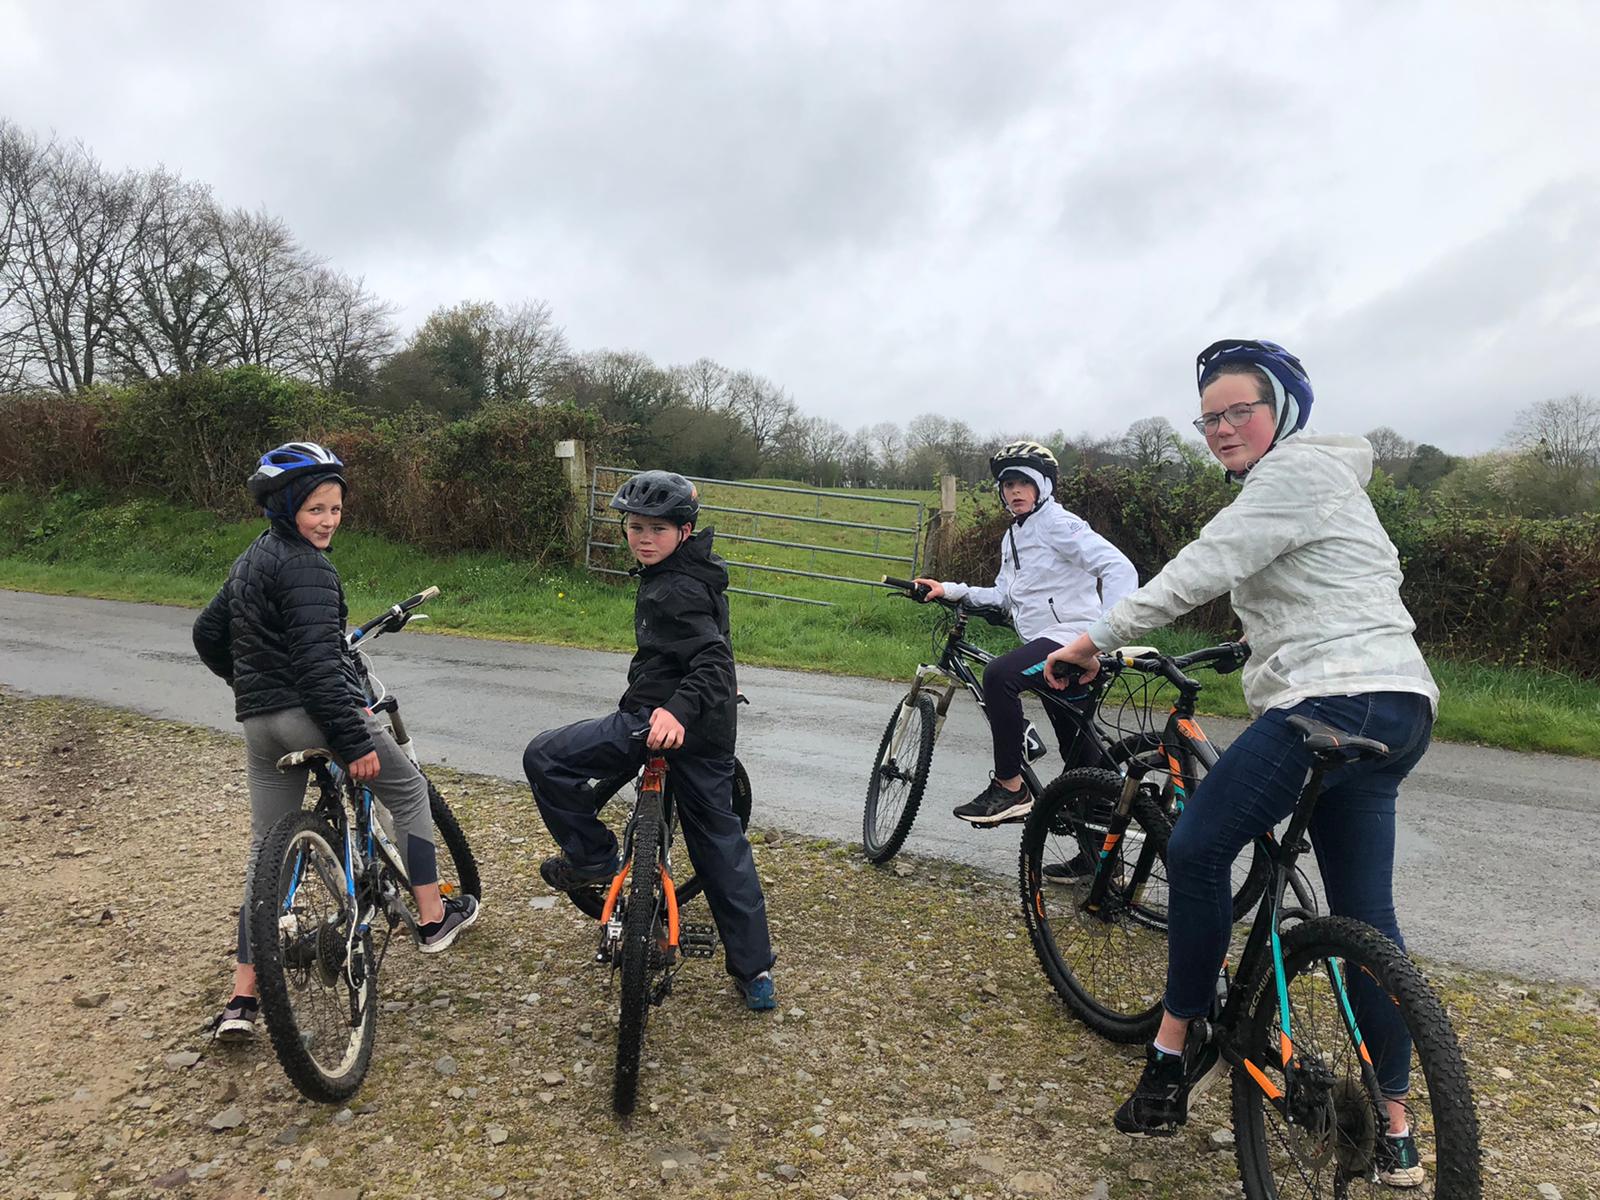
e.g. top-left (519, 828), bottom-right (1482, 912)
top-left (247, 441), bottom-right (345, 515)
top-left (989, 439), bottom-right (1059, 485)
top-left (609, 470), bottom-right (700, 524)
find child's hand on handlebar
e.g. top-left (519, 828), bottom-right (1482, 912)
top-left (1044, 634), bottom-right (1102, 689)
top-left (646, 707), bottom-right (686, 750)
top-left (911, 578), bottom-right (944, 602)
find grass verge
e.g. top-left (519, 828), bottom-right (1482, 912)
top-left (1, 487), bottom-right (1595, 758)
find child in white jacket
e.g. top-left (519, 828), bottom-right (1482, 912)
top-left (914, 440), bottom-right (1137, 826)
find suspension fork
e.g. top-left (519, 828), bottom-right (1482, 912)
top-left (1080, 759), bottom-right (1153, 915)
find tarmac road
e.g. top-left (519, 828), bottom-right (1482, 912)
top-left (2, 588), bottom-right (1594, 986)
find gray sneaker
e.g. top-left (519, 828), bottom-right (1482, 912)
top-left (212, 995), bottom-right (258, 1043)
top-left (418, 894), bottom-right (480, 954)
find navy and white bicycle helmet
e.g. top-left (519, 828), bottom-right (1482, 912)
top-left (609, 470), bottom-right (700, 525)
top-left (1195, 339), bottom-right (1315, 444)
top-left (247, 441), bottom-right (346, 517)
top-left (989, 439), bottom-right (1059, 485)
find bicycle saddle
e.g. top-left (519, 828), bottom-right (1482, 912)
top-left (1285, 716), bottom-right (1388, 762)
top-left (277, 748), bottom-right (335, 770)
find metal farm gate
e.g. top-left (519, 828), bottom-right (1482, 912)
top-left (585, 467), bottom-right (926, 606)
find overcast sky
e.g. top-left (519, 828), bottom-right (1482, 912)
top-left (3, 1), bottom-right (1596, 454)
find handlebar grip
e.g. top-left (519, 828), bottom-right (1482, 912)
top-left (880, 575), bottom-right (932, 601)
top-left (400, 585), bottom-right (440, 611)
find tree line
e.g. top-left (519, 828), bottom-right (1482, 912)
top-left (3, 119), bottom-right (1595, 514)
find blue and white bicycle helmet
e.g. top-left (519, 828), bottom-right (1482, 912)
top-left (1195, 339), bottom-right (1314, 446)
top-left (247, 441), bottom-right (346, 517)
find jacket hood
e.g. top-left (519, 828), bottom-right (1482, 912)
top-left (639, 527), bottom-right (729, 589)
top-left (1269, 430), bottom-right (1374, 487)
top-left (998, 465), bottom-right (1054, 524)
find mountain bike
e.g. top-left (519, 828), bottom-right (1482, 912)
top-left (576, 737), bottom-right (749, 1116)
top-left (1020, 645), bottom-right (1313, 1043)
top-left (1154, 712), bottom-right (1478, 1197)
top-left (248, 586), bottom-right (482, 1102)
top-left (870, 578), bottom-right (1270, 909)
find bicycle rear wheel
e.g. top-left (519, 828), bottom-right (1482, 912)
top-left (249, 811), bottom-right (377, 1103)
top-left (1232, 916), bottom-right (1481, 1199)
top-left (862, 692), bottom-right (936, 863)
top-left (614, 798), bottom-right (666, 1116)
top-left (1019, 768), bottom-right (1173, 1042)
top-left (374, 775), bottom-right (482, 918)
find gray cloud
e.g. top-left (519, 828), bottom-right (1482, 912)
top-left (1, 0), bottom-right (1595, 453)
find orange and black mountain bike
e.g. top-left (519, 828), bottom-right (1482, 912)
top-left (561, 720), bottom-right (753, 1116)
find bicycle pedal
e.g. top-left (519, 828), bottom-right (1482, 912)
top-left (679, 923), bottom-right (719, 959)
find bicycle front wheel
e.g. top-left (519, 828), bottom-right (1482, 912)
top-left (1019, 768), bottom-right (1173, 1042)
top-left (614, 798), bottom-right (666, 1116)
top-left (249, 812), bottom-right (378, 1103)
top-left (862, 692), bottom-right (936, 863)
top-left (1232, 916), bottom-right (1481, 1200)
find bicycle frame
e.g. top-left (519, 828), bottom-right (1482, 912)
top-left (898, 604), bottom-right (1099, 798)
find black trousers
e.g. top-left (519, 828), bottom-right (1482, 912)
top-left (982, 637), bottom-right (1103, 781)
top-left (522, 708), bottom-right (775, 982)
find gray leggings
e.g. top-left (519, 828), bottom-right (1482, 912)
top-left (236, 706), bottom-right (436, 964)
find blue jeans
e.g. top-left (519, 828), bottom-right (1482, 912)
top-left (1164, 691), bottom-right (1433, 1097)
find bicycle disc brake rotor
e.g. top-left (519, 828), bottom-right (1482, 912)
top-left (1282, 1054), bottom-right (1339, 1170)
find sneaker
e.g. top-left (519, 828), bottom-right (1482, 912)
top-left (418, 894), bottom-right (481, 954)
top-left (736, 971), bottom-right (777, 1012)
top-left (1113, 1044), bottom-right (1188, 1136)
top-left (540, 854), bottom-right (617, 893)
top-left (211, 994), bottom-right (258, 1043)
top-left (1042, 851), bottom-right (1094, 883)
top-left (1376, 1130), bottom-right (1425, 1188)
top-left (953, 779), bottom-right (1032, 826)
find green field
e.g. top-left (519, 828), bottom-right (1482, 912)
top-left (1, 486), bottom-right (1596, 757)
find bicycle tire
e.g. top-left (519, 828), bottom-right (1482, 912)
top-left (862, 693), bottom-right (936, 864)
top-left (613, 796), bottom-right (664, 1116)
top-left (1231, 916), bottom-right (1481, 1200)
top-left (250, 811), bottom-right (378, 1103)
top-left (1107, 733), bottom-right (1270, 922)
top-left (1019, 768), bottom-right (1174, 1042)
top-left (675, 756), bottom-right (753, 908)
top-left (426, 776), bottom-right (481, 901)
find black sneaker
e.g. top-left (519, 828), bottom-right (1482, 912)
top-left (1114, 1044), bottom-right (1188, 1136)
top-left (418, 894), bottom-right (481, 954)
top-left (539, 854), bottom-right (617, 893)
top-left (1376, 1130), bottom-right (1425, 1188)
top-left (1042, 851), bottom-right (1094, 882)
top-left (953, 779), bottom-right (1032, 826)
top-left (211, 994), bottom-right (258, 1043)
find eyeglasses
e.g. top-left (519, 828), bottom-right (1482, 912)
top-left (1192, 400), bottom-right (1272, 436)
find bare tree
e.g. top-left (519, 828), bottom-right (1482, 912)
top-left (672, 357), bottom-right (730, 413)
top-left (726, 369), bottom-right (796, 463)
top-left (105, 169), bottom-right (233, 378)
top-left (1119, 416), bottom-right (1183, 470)
top-left (1364, 425), bottom-right (1417, 477)
top-left (869, 420), bottom-right (904, 480)
top-left (213, 206), bottom-right (311, 370)
top-left (15, 142), bottom-right (144, 391)
top-left (790, 415), bottom-right (850, 485)
top-left (844, 427), bottom-right (879, 485)
top-left (489, 299), bottom-right (570, 402)
top-left (905, 413), bottom-right (953, 452)
top-left (1505, 394), bottom-right (1600, 471)
top-left (291, 268), bottom-right (397, 393)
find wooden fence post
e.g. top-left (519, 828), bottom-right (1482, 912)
top-left (555, 439), bottom-right (589, 563)
top-left (927, 473), bottom-right (958, 577)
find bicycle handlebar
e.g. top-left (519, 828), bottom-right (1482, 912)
top-left (881, 575), bottom-right (933, 601)
top-left (349, 585), bottom-right (440, 646)
top-left (1048, 640), bottom-right (1251, 689)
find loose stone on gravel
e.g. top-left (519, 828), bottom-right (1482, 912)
top-left (206, 1106), bottom-right (245, 1132)
top-left (1127, 1161), bottom-right (1157, 1182)
top-left (1538, 1185), bottom-right (1563, 1200)
top-left (1208, 1128), bottom-right (1235, 1151)
top-left (164, 1051), bottom-right (201, 1069)
top-left (1007, 1170), bottom-right (1056, 1197)
top-left (332, 1107), bottom-right (354, 1125)
top-left (434, 1054), bottom-right (459, 1076)
top-left (487, 1125), bottom-right (509, 1145)
top-left (72, 991), bottom-right (110, 1008)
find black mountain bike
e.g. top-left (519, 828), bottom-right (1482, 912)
top-left (555, 701), bottom-right (753, 1116)
top-left (1136, 708), bottom-right (1478, 1197)
top-left (248, 587), bottom-right (482, 1102)
top-left (1020, 645), bottom-right (1313, 1043)
top-left (868, 579), bottom-right (1271, 912)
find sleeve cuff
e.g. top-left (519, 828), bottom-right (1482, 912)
top-left (1086, 615), bottom-right (1119, 651)
top-left (941, 581), bottom-right (969, 601)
